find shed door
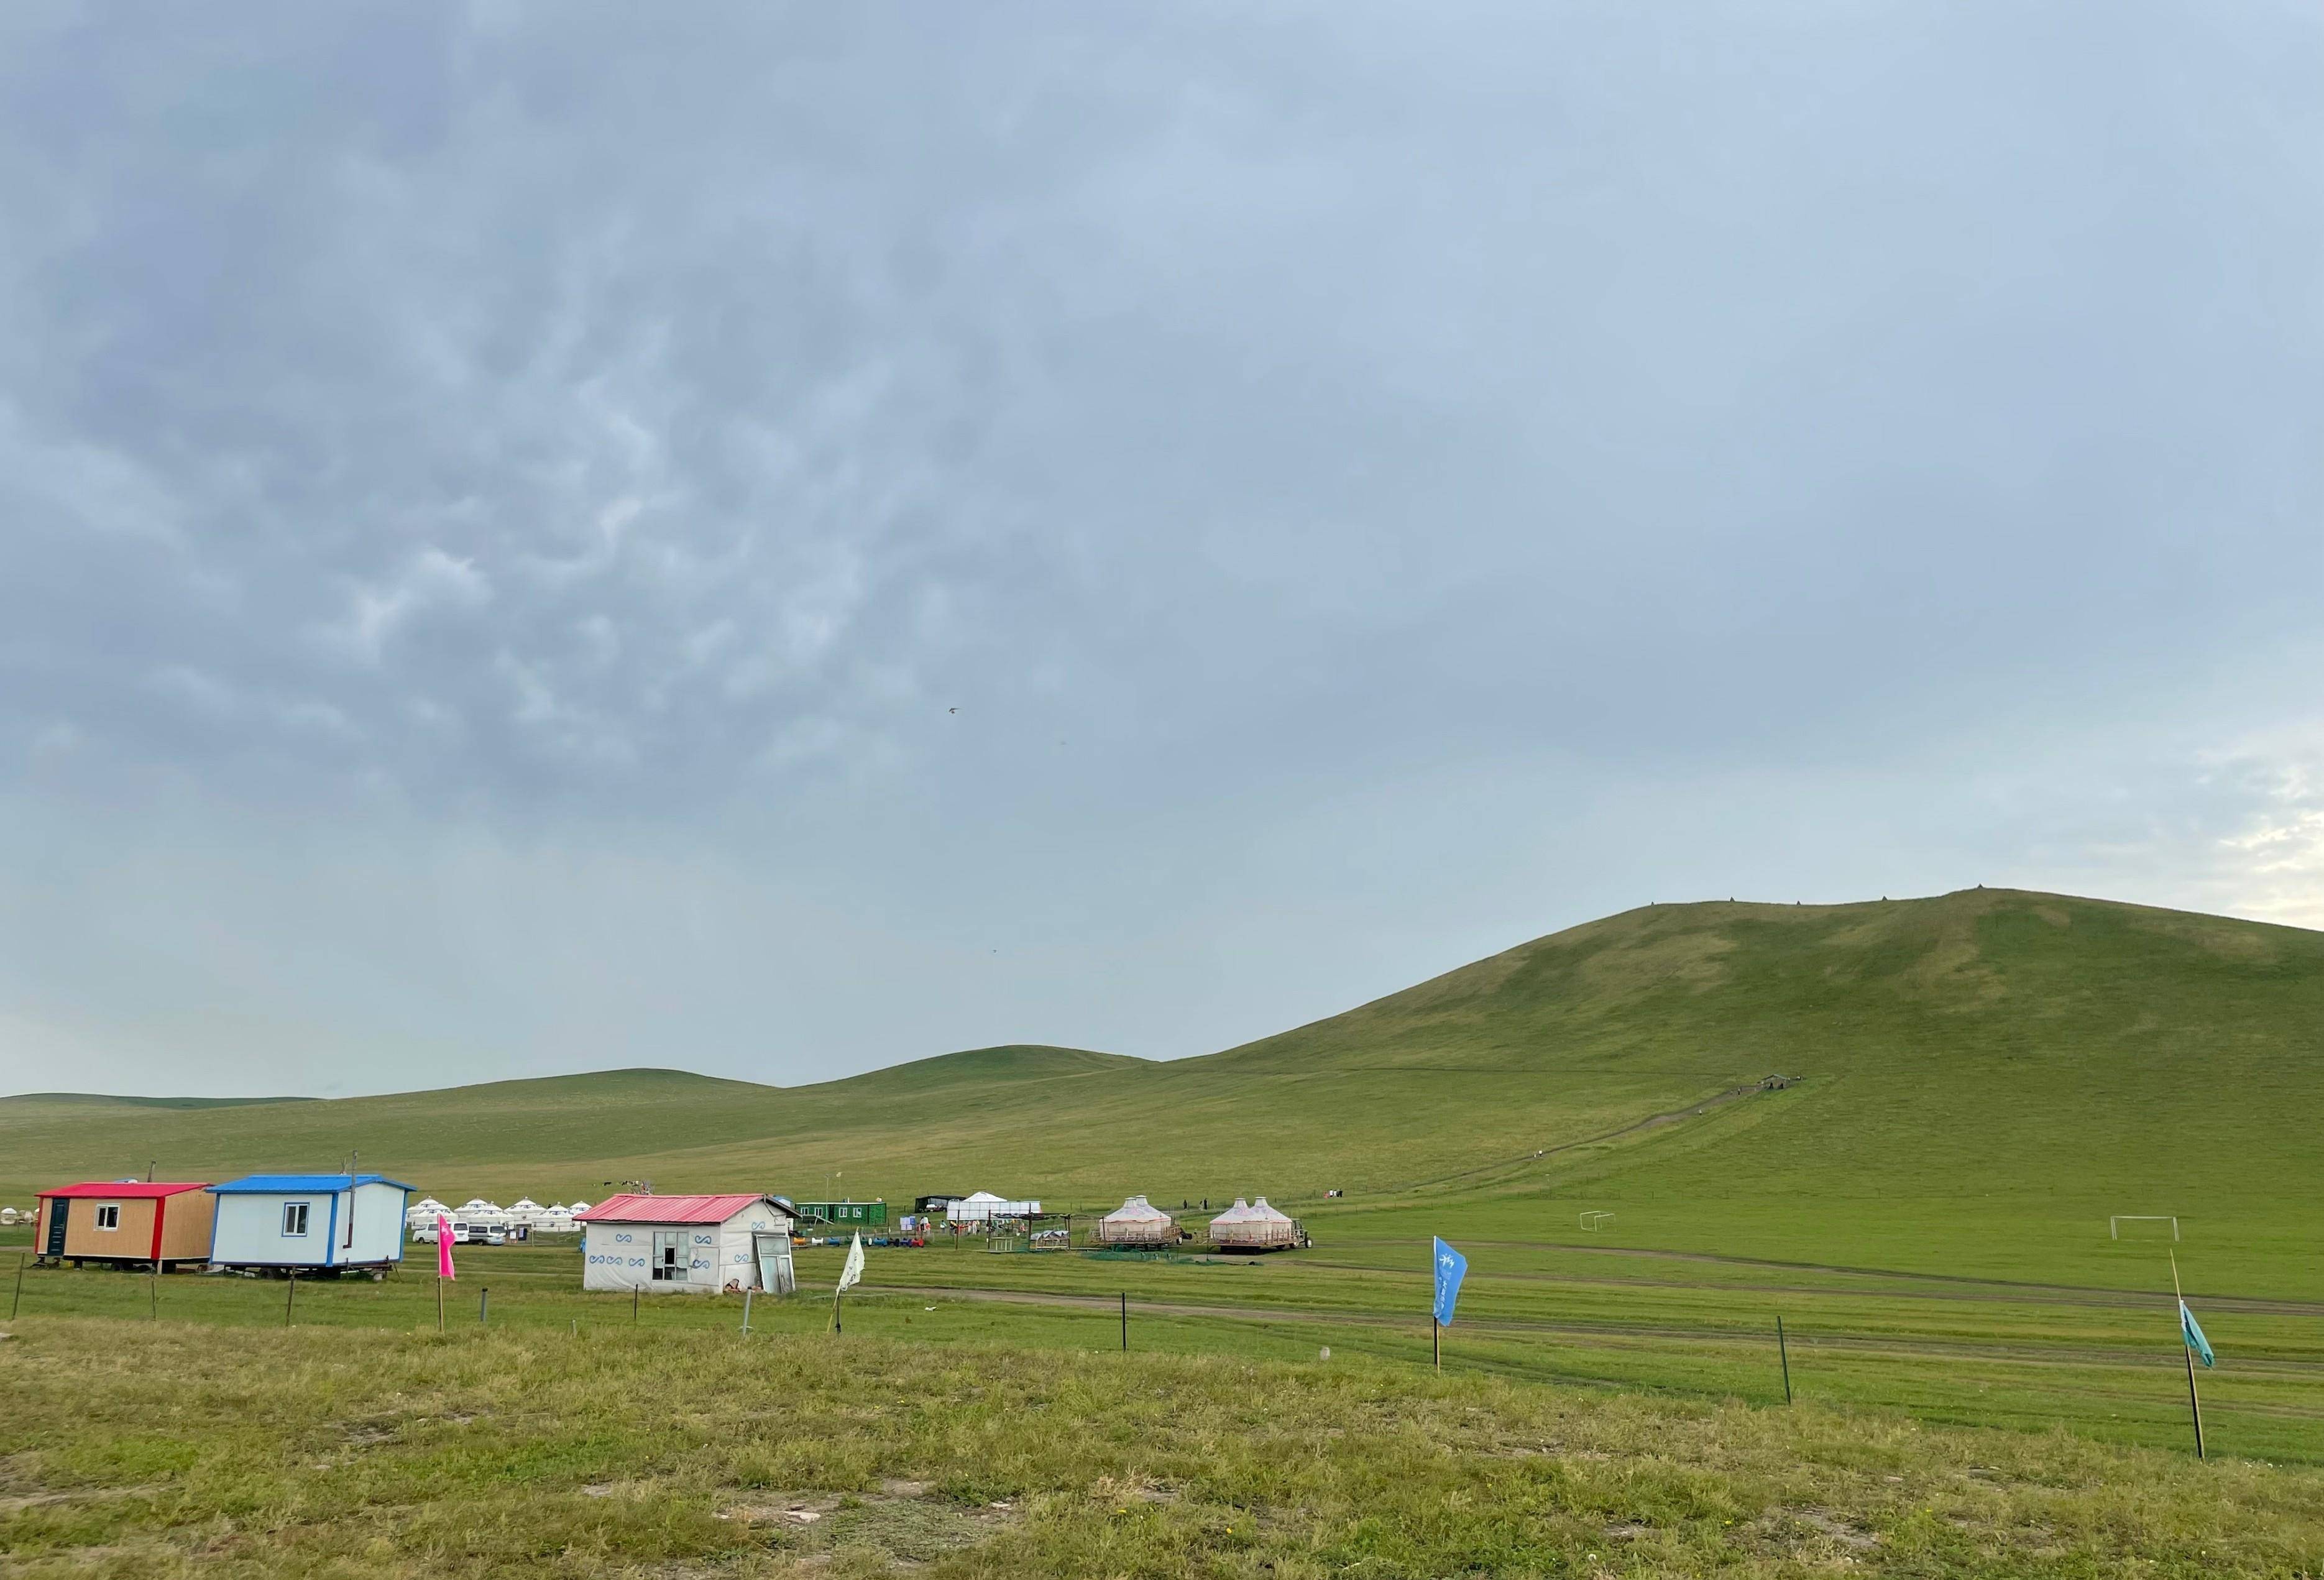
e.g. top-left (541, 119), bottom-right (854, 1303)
top-left (753, 1232), bottom-right (795, 1296)
top-left (45, 1199), bottom-right (68, 1256)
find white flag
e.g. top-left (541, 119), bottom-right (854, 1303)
top-left (837, 1231), bottom-right (866, 1292)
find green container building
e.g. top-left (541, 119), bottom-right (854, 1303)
top-left (795, 1200), bottom-right (888, 1227)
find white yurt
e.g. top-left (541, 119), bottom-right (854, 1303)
top-left (566, 1200), bottom-right (592, 1216)
top-left (1209, 1195), bottom-right (1300, 1251)
top-left (405, 1195), bottom-right (449, 1226)
top-left (537, 1203), bottom-right (578, 1233)
top-left (505, 1197), bottom-right (547, 1229)
top-left (0, 1206), bottom-right (18, 1226)
top-left (1096, 1195), bottom-right (1177, 1247)
top-left (457, 1197), bottom-right (507, 1225)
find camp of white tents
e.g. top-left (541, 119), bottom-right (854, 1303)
top-left (404, 1195), bottom-right (586, 1238)
top-left (383, 1187), bottom-right (1300, 1251)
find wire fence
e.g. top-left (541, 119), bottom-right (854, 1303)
top-left (7, 1245), bottom-right (2321, 1464)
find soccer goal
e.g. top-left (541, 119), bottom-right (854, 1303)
top-left (1579, 1210), bottom-right (1615, 1233)
top-left (2110, 1215), bottom-right (2179, 1241)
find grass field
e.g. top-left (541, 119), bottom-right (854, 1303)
top-left (6, 1230), bottom-right (2322, 1472)
top-left (5, 888), bottom-right (2322, 1571)
top-left (7, 1295), bottom-right (2324, 1578)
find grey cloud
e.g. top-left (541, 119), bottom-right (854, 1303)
top-left (1, 3), bottom-right (2320, 1093)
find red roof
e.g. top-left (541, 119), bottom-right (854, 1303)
top-left (37, 1181), bottom-right (209, 1200)
top-left (573, 1193), bottom-right (775, 1225)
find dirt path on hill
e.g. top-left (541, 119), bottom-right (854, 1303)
top-left (1399, 1082), bottom-right (1771, 1192)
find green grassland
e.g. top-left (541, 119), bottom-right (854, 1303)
top-left (5, 886), bottom-right (2323, 1544)
top-left (7, 1296), bottom-right (2324, 1579)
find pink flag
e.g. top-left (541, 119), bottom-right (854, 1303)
top-left (436, 1213), bottom-right (456, 1280)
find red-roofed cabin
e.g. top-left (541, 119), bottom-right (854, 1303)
top-left (34, 1182), bottom-right (216, 1272)
top-left (574, 1193), bottom-right (795, 1295)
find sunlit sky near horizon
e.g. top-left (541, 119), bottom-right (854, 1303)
top-left (4, 4), bottom-right (2321, 1097)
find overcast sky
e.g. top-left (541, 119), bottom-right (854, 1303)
top-left (2, 3), bottom-right (2320, 1097)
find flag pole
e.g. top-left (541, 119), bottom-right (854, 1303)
top-left (1432, 1315), bottom-right (1439, 1370)
top-left (2172, 1251), bottom-right (2205, 1459)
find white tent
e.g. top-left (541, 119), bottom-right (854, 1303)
top-left (405, 1195), bottom-right (449, 1224)
top-left (536, 1203), bottom-right (578, 1233)
top-left (946, 1190), bottom-right (1041, 1226)
top-left (1096, 1195), bottom-right (1177, 1247)
top-left (505, 1197), bottom-right (548, 1227)
top-left (567, 1200), bottom-right (592, 1215)
top-left (1209, 1195), bottom-right (1299, 1250)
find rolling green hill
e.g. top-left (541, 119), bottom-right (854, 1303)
top-left (6, 888), bottom-right (2319, 1294)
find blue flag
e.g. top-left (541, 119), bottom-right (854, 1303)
top-left (1432, 1236), bottom-right (1467, 1326)
top-left (2179, 1299), bottom-right (2215, 1369)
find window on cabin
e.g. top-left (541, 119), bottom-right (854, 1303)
top-left (283, 1201), bottom-right (311, 1237)
top-left (651, 1230), bottom-right (686, 1280)
top-left (94, 1203), bottom-right (120, 1230)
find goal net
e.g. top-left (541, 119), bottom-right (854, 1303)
top-left (2109, 1215), bottom-right (2179, 1241)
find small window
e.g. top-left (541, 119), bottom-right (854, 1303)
top-left (283, 1201), bottom-right (311, 1237)
top-left (94, 1203), bottom-right (121, 1231)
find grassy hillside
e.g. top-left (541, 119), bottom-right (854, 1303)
top-left (6, 888), bottom-right (2319, 1295)
top-left (3, 1093), bottom-right (315, 1109)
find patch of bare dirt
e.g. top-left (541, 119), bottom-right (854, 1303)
top-left (1788, 1507), bottom-right (1881, 1551)
top-left (727, 1489), bottom-right (1018, 1569)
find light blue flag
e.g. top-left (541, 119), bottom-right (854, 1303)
top-left (2179, 1300), bottom-right (2215, 1368)
top-left (1432, 1236), bottom-right (1467, 1326)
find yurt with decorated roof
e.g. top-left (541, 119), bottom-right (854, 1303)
top-left (1096, 1195), bottom-right (1177, 1247)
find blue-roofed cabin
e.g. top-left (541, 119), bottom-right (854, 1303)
top-left (206, 1174), bottom-right (414, 1272)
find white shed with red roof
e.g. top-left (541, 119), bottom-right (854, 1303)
top-left (574, 1193), bottom-right (795, 1294)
